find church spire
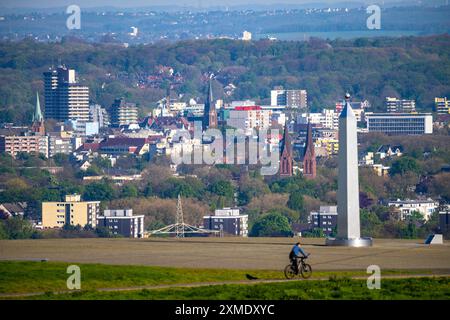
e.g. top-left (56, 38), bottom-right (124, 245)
top-left (31, 91), bottom-right (45, 135)
top-left (33, 91), bottom-right (44, 123)
top-left (202, 75), bottom-right (217, 131)
top-left (279, 121), bottom-right (293, 176)
top-left (303, 121), bottom-right (316, 179)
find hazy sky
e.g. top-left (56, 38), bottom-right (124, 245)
top-left (0, 0), bottom-right (413, 8)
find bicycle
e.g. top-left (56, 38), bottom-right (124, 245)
top-left (284, 255), bottom-right (312, 279)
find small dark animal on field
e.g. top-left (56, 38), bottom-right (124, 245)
top-left (246, 274), bottom-right (258, 280)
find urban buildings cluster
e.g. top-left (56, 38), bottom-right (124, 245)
top-left (1, 64), bottom-right (449, 237)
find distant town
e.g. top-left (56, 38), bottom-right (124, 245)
top-left (0, 62), bottom-right (449, 240)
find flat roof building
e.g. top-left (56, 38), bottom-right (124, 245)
top-left (309, 206), bottom-right (338, 236)
top-left (42, 194), bottom-right (100, 228)
top-left (97, 209), bottom-right (144, 238)
top-left (366, 113), bottom-right (433, 135)
top-left (203, 208), bottom-right (248, 237)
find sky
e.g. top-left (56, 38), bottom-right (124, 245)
top-left (0, 0), bottom-right (415, 9)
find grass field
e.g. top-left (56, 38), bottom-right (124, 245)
top-left (0, 261), bottom-right (449, 300)
top-left (1, 237), bottom-right (450, 270)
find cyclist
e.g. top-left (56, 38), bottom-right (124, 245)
top-left (289, 242), bottom-right (309, 274)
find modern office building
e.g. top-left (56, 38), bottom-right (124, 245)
top-left (439, 209), bottom-right (450, 234)
top-left (43, 65), bottom-right (90, 122)
top-left (435, 97), bottom-right (450, 114)
top-left (203, 208), bottom-right (248, 237)
top-left (366, 113), bottom-right (433, 135)
top-left (41, 194), bottom-right (100, 228)
top-left (271, 88), bottom-right (307, 109)
top-left (97, 209), bottom-right (145, 238)
top-left (310, 206), bottom-right (338, 236)
top-left (110, 98), bottom-right (139, 127)
top-left (385, 97), bottom-right (416, 113)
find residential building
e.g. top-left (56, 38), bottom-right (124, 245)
top-left (302, 122), bottom-right (316, 179)
top-left (41, 194), bottom-right (100, 228)
top-left (0, 133), bottom-right (49, 158)
top-left (43, 65), bottom-right (89, 122)
top-left (297, 109), bottom-right (339, 130)
top-left (89, 104), bottom-right (110, 128)
top-left (385, 97), bottom-right (416, 113)
top-left (386, 198), bottom-right (439, 221)
top-left (203, 208), bottom-right (248, 237)
top-left (97, 209), bottom-right (144, 238)
top-left (366, 113), bottom-right (433, 135)
top-left (435, 97), bottom-right (450, 114)
top-left (110, 98), bottom-right (138, 127)
top-left (271, 88), bottom-right (307, 109)
top-left (279, 122), bottom-right (293, 176)
top-left (309, 206), bottom-right (338, 236)
top-left (376, 145), bottom-right (403, 159)
top-left (372, 164), bottom-right (390, 177)
top-left (226, 106), bottom-right (271, 132)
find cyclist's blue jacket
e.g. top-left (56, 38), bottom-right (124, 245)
top-left (292, 245), bottom-right (307, 257)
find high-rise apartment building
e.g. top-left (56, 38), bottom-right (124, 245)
top-left (271, 88), bottom-right (307, 109)
top-left (385, 97), bottom-right (416, 113)
top-left (43, 65), bottom-right (89, 122)
top-left (89, 104), bottom-right (110, 128)
top-left (435, 97), bottom-right (450, 114)
top-left (42, 194), bottom-right (100, 228)
top-left (110, 98), bottom-right (138, 127)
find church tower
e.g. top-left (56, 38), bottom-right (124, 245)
top-left (31, 91), bottom-right (45, 135)
top-left (202, 77), bottom-right (217, 131)
top-left (303, 121), bottom-right (316, 179)
top-left (279, 122), bottom-right (293, 176)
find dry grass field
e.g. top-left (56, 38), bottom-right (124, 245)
top-left (1, 237), bottom-right (450, 271)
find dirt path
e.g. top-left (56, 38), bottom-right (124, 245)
top-left (1, 273), bottom-right (449, 299)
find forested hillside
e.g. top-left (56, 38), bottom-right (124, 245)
top-left (1, 34), bottom-right (450, 124)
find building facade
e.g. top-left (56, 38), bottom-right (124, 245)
top-left (0, 134), bottom-right (49, 158)
top-left (309, 206), bottom-right (338, 236)
top-left (366, 113), bottom-right (433, 135)
top-left (387, 198), bottom-right (439, 221)
top-left (97, 209), bottom-right (144, 238)
top-left (44, 66), bottom-right (90, 122)
top-left (110, 98), bottom-right (138, 127)
top-left (42, 194), bottom-right (100, 228)
top-left (385, 97), bottom-right (416, 113)
top-left (203, 208), bottom-right (248, 237)
top-left (271, 88), bottom-right (307, 109)
top-left (435, 97), bottom-right (450, 114)
top-left (226, 106), bottom-right (271, 132)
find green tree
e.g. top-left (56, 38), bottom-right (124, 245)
top-left (287, 191), bottom-right (305, 212)
top-left (390, 157), bottom-right (421, 176)
top-left (83, 181), bottom-right (115, 201)
top-left (249, 212), bottom-right (293, 237)
top-left (1, 217), bottom-right (34, 239)
top-left (121, 184), bottom-right (138, 198)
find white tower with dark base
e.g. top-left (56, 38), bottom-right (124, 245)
top-left (326, 93), bottom-right (372, 247)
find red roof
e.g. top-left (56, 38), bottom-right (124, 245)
top-left (234, 106), bottom-right (262, 111)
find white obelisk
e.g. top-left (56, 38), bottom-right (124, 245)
top-left (326, 93), bottom-right (372, 247)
